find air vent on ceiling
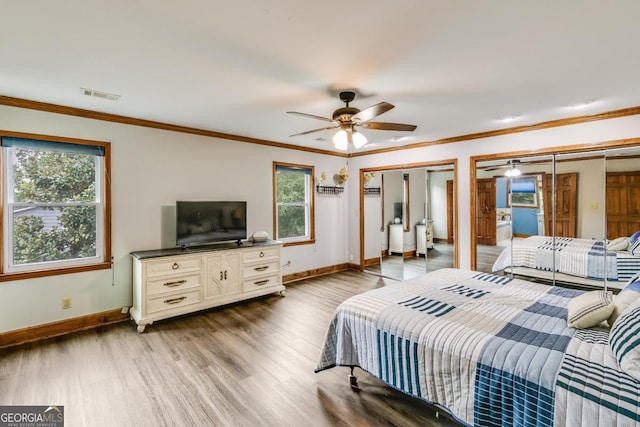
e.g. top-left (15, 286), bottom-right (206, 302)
top-left (81, 88), bottom-right (121, 101)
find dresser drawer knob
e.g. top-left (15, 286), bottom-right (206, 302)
top-left (164, 279), bottom-right (187, 287)
top-left (172, 263), bottom-right (179, 270)
top-left (164, 296), bottom-right (187, 305)
top-left (254, 266), bottom-right (269, 272)
top-left (254, 279), bottom-right (269, 286)
top-left (259, 251), bottom-right (265, 258)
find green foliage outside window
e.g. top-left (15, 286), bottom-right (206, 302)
top-left (276, 168), bottom-right (308, 239)
top-left (11, 149), bottom-right (97, 265)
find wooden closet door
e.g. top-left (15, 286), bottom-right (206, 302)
top-left (447, 180), bottom-right (454, 243)
top-left (544, 172), bottom-right (578, 238)
top-left (606, 171), bottom-right (640, 239)
top-left (476, 178), bottom-right (496, 245)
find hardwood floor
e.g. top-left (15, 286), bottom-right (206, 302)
top-left (0, 271), bottom-right (461, 427)
top-left (364, 243), bottom-right (455, 281)
top-left (476, 243), bottom-right (507, 273)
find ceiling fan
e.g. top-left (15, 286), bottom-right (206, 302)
top-left (484, 159), bottom-right (523, 176)
top-left (287, 90), bottom-right (417, 150)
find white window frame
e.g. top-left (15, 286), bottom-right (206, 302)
top-left (273, 162), bottom-right (315, 245)
top-left (1, 133), bottom-right (110, 278)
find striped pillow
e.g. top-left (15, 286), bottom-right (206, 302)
top-left (631, 236), bottom-right (640, 256)
top-left (567, 290), bottom-right (614, 329)
top-left (609, 297), bottom-right (640, 380)
top-left (608, 273), bottom-right (640, 327)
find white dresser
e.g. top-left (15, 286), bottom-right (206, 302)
top-left (130, 241), bottom-right (284, 332)
top-left (416, 221), bottom-right (434, 256)
top-left (388, 223), bottom-right (404, 255)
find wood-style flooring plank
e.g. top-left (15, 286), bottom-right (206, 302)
top-left (0, 271), bottom-right (461, 427)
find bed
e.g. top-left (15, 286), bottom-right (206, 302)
top-left (315, 268), bottom-right (640, 427)
top-left (491, 236), bottom-right (640, 290)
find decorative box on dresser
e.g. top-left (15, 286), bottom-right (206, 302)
top-left (130, 240), bottom-right (284, 332)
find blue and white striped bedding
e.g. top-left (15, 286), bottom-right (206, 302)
top-left (315, 268), bottom-right (640, 426)
top-left (492, 236), bottom-right (640, 282)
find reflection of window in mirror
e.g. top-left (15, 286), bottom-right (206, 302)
top-left (508, 176), bottom-right (539, 208)
top-left (403, 173), bottom-right (410, 231)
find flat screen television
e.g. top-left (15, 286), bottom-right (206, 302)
top-left (176, 201), bottom-right (247, 247)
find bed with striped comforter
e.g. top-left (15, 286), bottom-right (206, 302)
top-left (492, 236), bottom-right (640, 282)
top-left (315, 268), bottom-right (640, 427)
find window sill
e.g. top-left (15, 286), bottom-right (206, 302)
top-left (0, 261), bottom-right (112, 282)
top-left (282, 239), bottom-right (316, 248)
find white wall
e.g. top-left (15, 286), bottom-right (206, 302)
top-left (428, 170), bottom-right (453, 240)
top-left (2, 104), bottom-right (640, 333)
top-left (363, 173), bottom-right (383, 260)
top-left (347, 114), bottom-right (640, 269)
top-left (0, 105), bottom-right (348, 332)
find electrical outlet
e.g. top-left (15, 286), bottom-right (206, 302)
top-left (62, 298), bottom-right (72, 310)
top-left (349, 254), bottom-right (354, 261)
top-left (121, 306), bottom-right (130, 314)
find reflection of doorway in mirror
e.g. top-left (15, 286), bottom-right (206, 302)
top-left (425, 169), bottom-right (455, 272)
top-left (361, 161), bottom-right (457, 280)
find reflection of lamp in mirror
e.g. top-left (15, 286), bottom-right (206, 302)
top-left (504, 160), bottom-right (521, 177)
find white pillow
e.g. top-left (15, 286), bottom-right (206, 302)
top-left (607, 236), bottom-right (629, 251)
top-left (609, 297), bottom-right (640, 380)
top-left (567, 290), bottom-right (614, 329)
top-left (608, 273), bottom-right (640, 327)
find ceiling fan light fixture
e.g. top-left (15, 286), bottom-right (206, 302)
top-left (288, 90), bottom-right (415, 151)
top-left (352, 130), bottom-right (367, 149)
top-left (504, 168), bottom-right (521, 177)
top-left (332, 129), bottom-right (348, 150)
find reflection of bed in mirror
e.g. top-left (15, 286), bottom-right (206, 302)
top-left (492, 235), bottom-right (640, 290)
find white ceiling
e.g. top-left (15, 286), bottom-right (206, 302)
top-left (2, 1), bottom-right (640, 153)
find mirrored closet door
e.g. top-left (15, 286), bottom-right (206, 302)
top-left (473, 143), bottom-right (639, 291)
top-left (362, 161), bottom-right (457, 281)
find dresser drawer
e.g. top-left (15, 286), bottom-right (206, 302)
top-left (145, 256), bottom-right (201, 278)
top-left (146, 290), bottom-right (202, 314)
top-left (243, 247), bottom-right (279, 263)
top-left (243, 274), bottom-right (281, 292)
top-left (242, 260), bottom-right (280, 279)
top-left (146, 273), bottom-right (201, 296)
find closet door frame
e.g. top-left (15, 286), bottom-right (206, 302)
top-left (470, 137), bottom-right (640, 271)
top-left (358, 159), bottom-right (459, 272)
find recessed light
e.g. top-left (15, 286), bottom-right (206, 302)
top-left (498, 114), bottom-right (521, 123)
top-left (569, 99), bottom-right (594, 109)
top-left (392, 136), bottom-right (409, 142)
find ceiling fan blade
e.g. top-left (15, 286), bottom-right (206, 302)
top-left (287, 111), bottom-right (335, 123)
top-left (483, 160), bottom-right (521, 171)
top-left (351, 102), bottom-right (394, 122)
top-left (359, 121), bottom-right (417, 132)
top-left (289, 125), bottom-right (339, 137)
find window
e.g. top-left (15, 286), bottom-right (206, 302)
top-left (1, 132), bottom-right (111, 280)
top-left (273, 162), bottom-right (314, 245)
top-left (508, 176), bottom-right (540, 208)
